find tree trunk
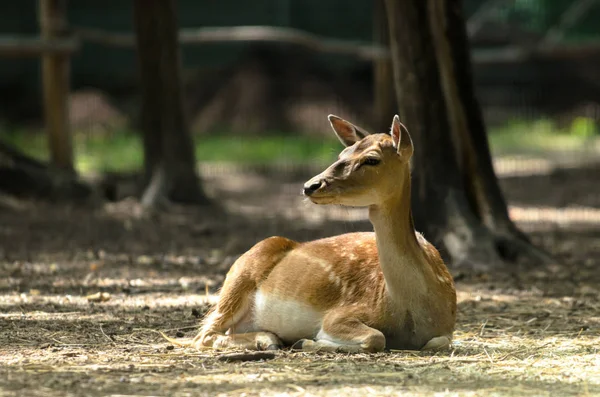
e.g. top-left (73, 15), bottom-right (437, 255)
top-left (39, 0), bottom-right (74, 172)
top-left (429, 0), bottom-right (556, 264)
top-left (384, 0), bottom-right (502, 270)
top-left (133, 0), bottom-right (210, 207)
top-left (372, 0), bottom-right (396, 133)
top-left (383, 0), bottom-right (557, 270)
top-left (428, 0), bottom-right (517, 235)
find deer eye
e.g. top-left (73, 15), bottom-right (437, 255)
top-left (363, 157), bottom-right (381, 166)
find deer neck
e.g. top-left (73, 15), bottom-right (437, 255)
top-left (368, 172), bottom-right (428, 304)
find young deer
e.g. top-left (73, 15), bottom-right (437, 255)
top-left (167, 115), bottom-right (456, 353)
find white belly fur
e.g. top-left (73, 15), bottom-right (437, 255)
top-left (252, 290), bottom-right (323, 344)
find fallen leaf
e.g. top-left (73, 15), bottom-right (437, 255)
top-left (86, 292), bottom-right (111, 302)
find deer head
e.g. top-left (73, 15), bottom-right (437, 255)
top-left (303, 115), bottom-right (414, 207)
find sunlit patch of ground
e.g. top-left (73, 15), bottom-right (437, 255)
top-left (509, 206), bottom-right (600, 224)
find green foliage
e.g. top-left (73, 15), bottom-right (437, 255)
top-left (3, 129), bottom-right (144, 173)
top-left (569, 117), bottom-right (598, 138)
top-left (496, 0), bottom-right (552, 33)
top-left (1, 128), bottom-right (341, 173)
top-left (3, 119), bottom-right (599, 174)
top-left (468, 0), bottom-right (600, 42)
top-left (489, 117), bottom-right (600, 154)
top-left (194, 135), bottom-right (340, 166)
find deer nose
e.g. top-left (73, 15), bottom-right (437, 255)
top-left (303, 180), bottom-right (323, 196)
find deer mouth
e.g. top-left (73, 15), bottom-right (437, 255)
top-left (306, 193), bottom-right (337, 205)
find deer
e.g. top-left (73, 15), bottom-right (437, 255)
top-left (163, 115), bottom-right (456, 353)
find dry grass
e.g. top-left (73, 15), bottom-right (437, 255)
top-left (1, 286), bottom-right (598, 397)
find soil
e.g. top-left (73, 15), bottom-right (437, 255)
top-left (1, 161), bottom-right (599, 396)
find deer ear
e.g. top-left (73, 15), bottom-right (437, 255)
top-left (328, 115), bottom-right (369, 147)
top-left (390, 115), bottom-right (414, 159)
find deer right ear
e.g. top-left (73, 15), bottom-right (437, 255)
top-left (390, 115), bottom-right (414, 160)
top-left (328, 115), bottom-right (369, 147)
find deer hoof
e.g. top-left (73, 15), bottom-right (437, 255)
top-left (291, 339), bottom-right (311, 351)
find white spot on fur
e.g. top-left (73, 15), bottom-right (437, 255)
top-left (314, 256), bottom-right (333, 273)
top-left (346, 284), bottom-right (356, 298)
top-left (340, 280), bottom-right (348, 296)
top-left (312, 256), bottom-right (345, 292)
top-left (328, 272), bottom-right (337, 284)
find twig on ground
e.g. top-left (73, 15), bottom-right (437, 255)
top-left (99, 325), bottom-right (116, 345)
top-left (217, 351), bottom-right (277, 362)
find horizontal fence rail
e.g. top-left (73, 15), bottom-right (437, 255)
top-left (2, 25), bottom-right (600, 63)
top-left (0, 36), bottom-right (79, 57)
top-left (73, 25), bottom-right (389, 61)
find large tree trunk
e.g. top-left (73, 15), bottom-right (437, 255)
top-left (428, 0), bottom-right (517, 235)
top-left (372, 0), bottom-right (396, 133)
top-left (133, 0), bottom-right (210, 207)
top-left (383, 0), bottom-right (500, 269)
top-left (383, 0), bottom-right (556, 270)
top-left (428, 0), bottom-right (556, 264)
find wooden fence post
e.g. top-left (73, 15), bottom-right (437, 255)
top-left (39, 0), bottom-right (73, 171)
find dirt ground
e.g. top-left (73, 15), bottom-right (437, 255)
top-left (1, 160), bottom-right (599, 397)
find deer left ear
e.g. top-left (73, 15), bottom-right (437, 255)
top-left (329, 115), bottom-right (370, 147)
top-left (390, 115), bottom-right (414, 160)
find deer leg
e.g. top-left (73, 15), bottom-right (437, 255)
top-left (163, 237), bottom-right (298, 351)
top-left (292, 308), bottom-right (385, 353)
top-left (189, 281), bottom-right (283, 351)
top-left (193, 308), bottom-right (283, 351)
top-left (190, 272), bottom-right (250, 345)
top-left (202, 331), bottom-right (282, 351)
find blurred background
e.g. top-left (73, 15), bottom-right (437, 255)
top-left (0, 0), bottom-right (599, 257)
top-left (2, 0), bottom-right (599, 170)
